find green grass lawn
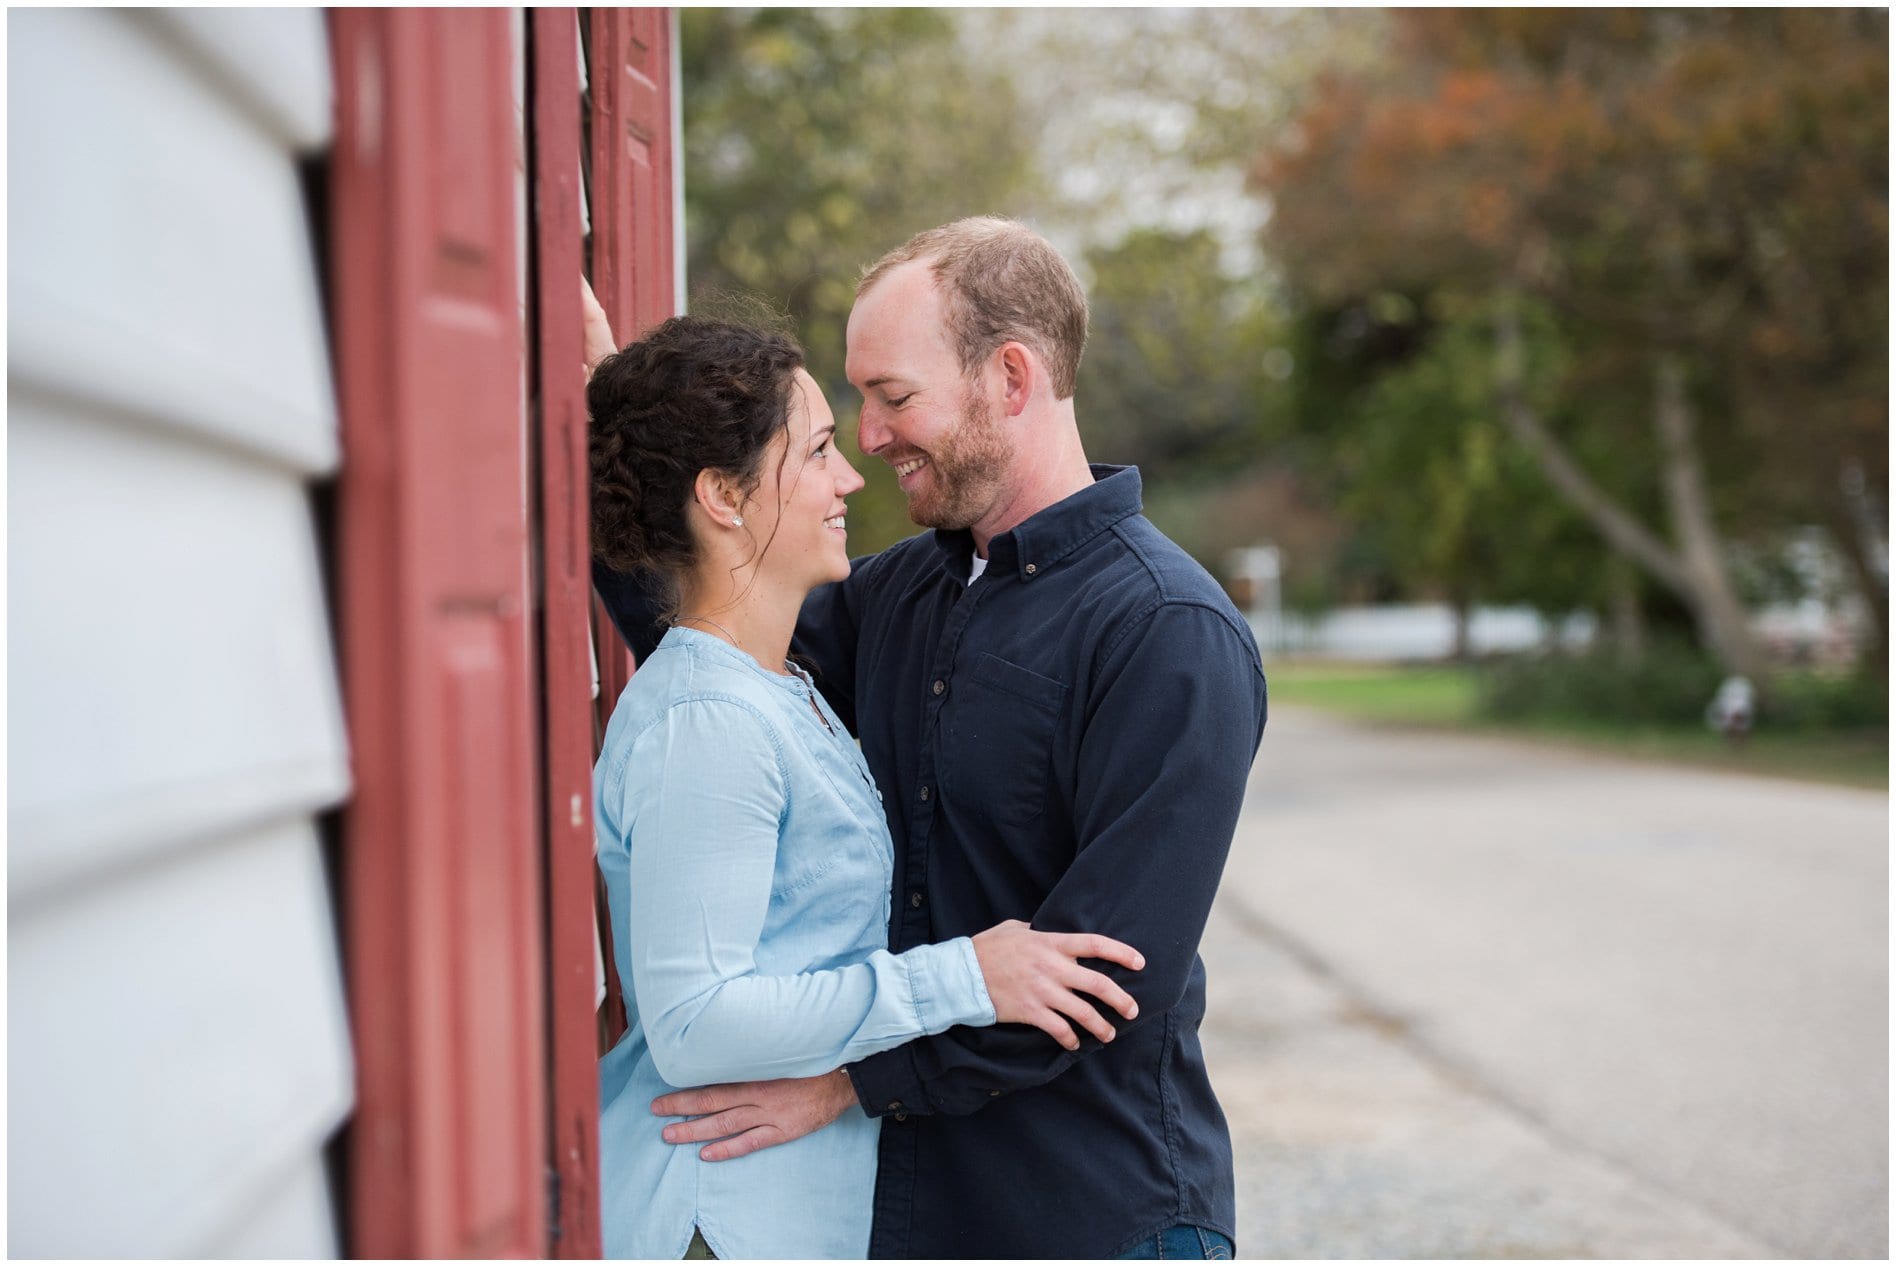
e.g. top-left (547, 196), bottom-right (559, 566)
top-left (1268, 661), bottom-right (1889, 790)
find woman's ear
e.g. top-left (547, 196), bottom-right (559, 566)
top-left (693, 468), bottom-right (748, 529)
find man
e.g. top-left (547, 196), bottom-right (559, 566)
top-left (595, 218), bottom-right (1266, 1258)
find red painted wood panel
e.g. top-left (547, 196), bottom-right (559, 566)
top-left (590, 7), bottom-right (679, 716)
top-left (529, 8), bottom-right (605, 1257)
top-left (331, 9), bottom-right (548, 1257)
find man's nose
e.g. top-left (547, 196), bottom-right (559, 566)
top-left (856, 406), bottom-right (890, 456)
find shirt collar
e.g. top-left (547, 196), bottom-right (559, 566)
top-left (663, 624), bottom-right (815, 696)
top-left (933, 464), bottom-right (1143, 583)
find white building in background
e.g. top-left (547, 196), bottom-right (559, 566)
top-left (1226, 544), bottom-right (1596, 662)
top-left (1256, 602), bottom-right (1598, 663)
top-left (1229, 530), bottom-right (1875, 666)
top-left (9, 9), bottom-right (353, 1255)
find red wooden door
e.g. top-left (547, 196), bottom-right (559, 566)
top-left (331, 10), bottom-right (548, 1257)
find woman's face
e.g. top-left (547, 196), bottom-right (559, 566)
top-left (742, 368), bottom-right (864, 593)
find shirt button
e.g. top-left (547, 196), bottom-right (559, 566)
top-left (887, 1101), bottom-right (904, 1113)
top-left (1025, 563), bottom-right (1037, 575)
top-left (932, 679), bottom-right (946, 696)
top-left (920, 786), bottom-right (930, 801)
top-left (910, 891), bottom-right (923, 908)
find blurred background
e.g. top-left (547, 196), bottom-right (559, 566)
top-left (674, 8), bottom-right (1889, 1258)
top-left (680, 7), bottom-right (1888, 787)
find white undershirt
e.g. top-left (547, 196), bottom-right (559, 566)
top-left (967, 554), bottom-right (989, 586)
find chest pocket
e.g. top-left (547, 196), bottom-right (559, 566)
top-left (941, 652), bottom-right (1067, 829)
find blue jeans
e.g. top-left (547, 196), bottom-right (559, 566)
top-left (1117, 1225), bottom-right (1235, 1259)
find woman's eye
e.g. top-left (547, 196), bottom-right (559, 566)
top-left (812, 443), bottom-right (830, 458)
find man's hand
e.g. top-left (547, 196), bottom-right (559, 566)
top-left (651, 1070), bottom-right (857, 1162)
top-left (581, 275), bottom-right (617, 374)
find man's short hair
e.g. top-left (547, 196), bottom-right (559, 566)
top-left (858, 216), bottom-right (1089, 400)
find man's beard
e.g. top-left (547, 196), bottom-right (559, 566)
top-left (905, 385), bottom-right (1011, 530)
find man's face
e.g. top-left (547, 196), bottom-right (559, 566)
top-left (845, 261), bottom-right (1012, 531)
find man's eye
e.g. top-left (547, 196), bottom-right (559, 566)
top-left (888, 393), bottom-right (914, 408)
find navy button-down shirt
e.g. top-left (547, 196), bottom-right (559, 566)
top-left (598, 466), bottom-right (1267, 1258)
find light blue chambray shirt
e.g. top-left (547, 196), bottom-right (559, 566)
top-left (595, 626), bottom-right (996, 1259)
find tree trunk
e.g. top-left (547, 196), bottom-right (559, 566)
top-left (1830, 460), bottom-right (1888, 679)
top-left (1608, 560), bottom-right (1646, 663)
top-left (1650, 354), bottom-right (1771, 681)
top-left (1449, 587), bottom-right (1474, 662)
top-left (1492, 295), bottom-right (1768, 681)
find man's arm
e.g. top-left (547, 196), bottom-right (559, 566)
top-left (654, 602), bottom-right (1266, 1150)
top-left (593, 561), bottom-right (671, 664)
top-left (845, 601), bottom-right (1267, 1116)
top-left (789, 560), bottom-right (867, 732)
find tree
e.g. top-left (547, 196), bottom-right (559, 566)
top-left (679, 8), bottom-right (1045, 553)
top-left (1256, 9), bottom-right (1888, 678)
top-left (1077, 228), bottom-right (1281, 479)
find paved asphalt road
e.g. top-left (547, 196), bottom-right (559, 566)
top-left (1200, 704), bottom-right (1887, 1259)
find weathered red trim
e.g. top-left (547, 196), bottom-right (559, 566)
top-left (530, 8), bottom-right (605, 1257)
top-left (589, 6), bottom-right (680, 717)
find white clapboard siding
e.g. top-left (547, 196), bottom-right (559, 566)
top-left (9, 821), bottom-right (354, 1257)
top-left (8, 8), bottom-right (353, 1257)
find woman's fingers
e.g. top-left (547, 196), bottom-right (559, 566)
top-left (1067, 965), bottom-right (1139, 1020)
top-left (1028, 1009), bottom-right (1083, 1051)
top-left (1057, 933), bottom-right (1145, 972)
top-left (1047, 990), bottom-right (1118, 1046)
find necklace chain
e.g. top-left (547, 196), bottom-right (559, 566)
top-left (675, 614), bottom-right (742, 649)
top-left (675, 614), bottom-right (835, 736)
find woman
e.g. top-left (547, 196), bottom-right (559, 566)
top-left (587, 309), bottom-right (1143, 1259)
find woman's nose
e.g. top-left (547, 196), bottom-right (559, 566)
top-left (838, 453), bottom-right (866, 495)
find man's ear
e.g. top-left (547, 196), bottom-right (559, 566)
top-left (693, 467), bottom-right (747, 529)
top-left (997, 341), bottom-right (1036, 419)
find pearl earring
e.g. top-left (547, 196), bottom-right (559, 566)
top-left (732, 516), bottom-right (745, 527)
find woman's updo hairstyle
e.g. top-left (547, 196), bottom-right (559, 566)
top-left (589, 313), bottom-right (805, 610)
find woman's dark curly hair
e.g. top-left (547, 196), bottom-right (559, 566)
top-left (589, 315), bottom-right (805, 615)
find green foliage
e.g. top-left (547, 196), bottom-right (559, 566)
top-left (1764, 672), bottom-right (1891, 731)
top-left (1255, 9), bottom-right (1889, 657)
top-left (680, 7), bottom-right (1046, 554)
top-left (1479, 645), bottom-right (1727, 727)
top-left (1077, 228), bottom-right (1284, 478)
top-left (1343, 305), bottom-right (1612, 614)
top-left (1480, 647), bottom-right (1888, 730)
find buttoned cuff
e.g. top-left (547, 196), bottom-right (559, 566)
top-left (846, 1043), bottom-right (927, 1119)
